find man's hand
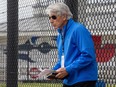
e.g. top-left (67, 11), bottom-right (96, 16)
top-left (55, 67), bottom-right (68, 79)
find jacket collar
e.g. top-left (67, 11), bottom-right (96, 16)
top-left (57, 18), bottom-right (74, 34)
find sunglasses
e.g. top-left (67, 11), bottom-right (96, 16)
top-left (49, 15), bottom-right (57, 20)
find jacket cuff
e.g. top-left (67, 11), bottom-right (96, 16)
top-left (65, 66), bottom-right (73, 74)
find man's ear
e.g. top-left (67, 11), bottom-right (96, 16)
top-left (63, 14), bottom-right (67, 21)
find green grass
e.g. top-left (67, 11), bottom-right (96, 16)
top-left (0, 83), bottom-right (116, 87)
top-left (106, 84), bottom-right (116, 87)
top-left (0, 83), bottom-right (62, 87)
top-left (18, 83), bottom-right (63, 87)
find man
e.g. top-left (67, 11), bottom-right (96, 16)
top-left (45, 2), bottom-right (98, 87)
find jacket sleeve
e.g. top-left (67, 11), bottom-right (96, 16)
top-left (65, 24), bottom-right (96, 74)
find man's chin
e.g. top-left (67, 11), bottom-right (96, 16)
top-left (54, 27), bottom-right (58, 30)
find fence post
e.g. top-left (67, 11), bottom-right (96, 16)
top-left (7, 0), bottom-right (18, 87)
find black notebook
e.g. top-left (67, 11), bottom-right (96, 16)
top-left (47, 72), bottom-right (58, 79)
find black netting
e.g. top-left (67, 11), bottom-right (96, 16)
top-left (0, 0), bottom-right (115, 87)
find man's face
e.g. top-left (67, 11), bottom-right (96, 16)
top-left (49, 13), bottom-right (66, 30)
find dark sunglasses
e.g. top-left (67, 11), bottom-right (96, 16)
top-left (49, 15), bottom-right (57, 20)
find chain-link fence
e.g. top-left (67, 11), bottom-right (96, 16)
top-left (0, 0), bottom-right (115, 87)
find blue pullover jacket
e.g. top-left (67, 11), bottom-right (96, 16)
top-left (53, 18), bottom-right (98, 85)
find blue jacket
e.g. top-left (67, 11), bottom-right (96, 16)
top-left (53, 18), bottom-right (98, 85)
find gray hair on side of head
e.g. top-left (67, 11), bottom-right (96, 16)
top-left (45, 2), bottom-right (73, 20)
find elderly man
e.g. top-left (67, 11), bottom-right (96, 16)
top-left (45, 2), bottom-right (98, 87)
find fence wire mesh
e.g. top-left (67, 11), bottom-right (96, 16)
top-left (0, 0), bottom-right (116, 87)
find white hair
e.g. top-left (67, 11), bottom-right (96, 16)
top-left (45, 2), bottom-right (73, 20)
